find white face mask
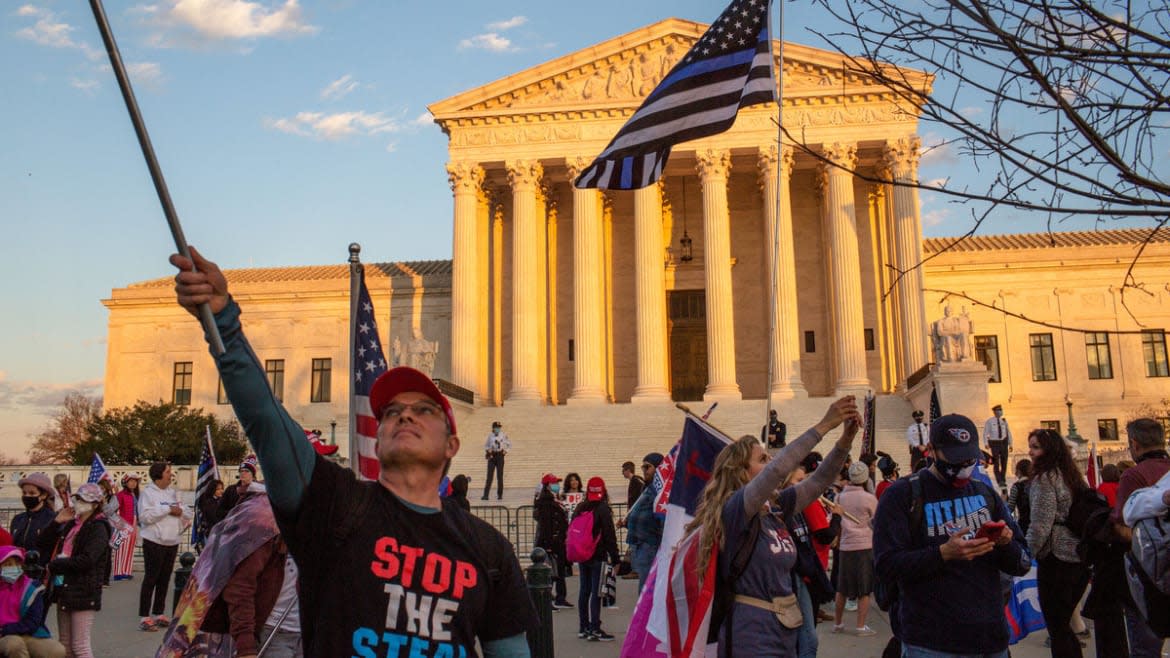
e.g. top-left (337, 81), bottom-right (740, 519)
top-left (0, 567), bottom-right (21, 584)
top-left (73, 501), bottom-right (95, 516)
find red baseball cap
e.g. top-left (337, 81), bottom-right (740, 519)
top-left (304, 429), bottom-right (339, 456)
top-left (586, 476), bottom-right (606, 501)
top-left (369, 366), bottom-right (458, 436)
top-left (541, 473), bottom-right (561, 486)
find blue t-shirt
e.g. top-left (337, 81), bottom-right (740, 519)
top-left (717, 486), bottom-right (799, 658)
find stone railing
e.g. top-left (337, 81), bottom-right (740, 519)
top-left (0, 464), bottom-right (245, 498)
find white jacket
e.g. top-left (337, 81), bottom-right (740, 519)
top-left (137, 482), bottom-right (191, 546)
top-left (1123, 468), bottom-right (1170, 526)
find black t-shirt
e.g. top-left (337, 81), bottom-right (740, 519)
top-left (277, 455), bottom-right (538, 656)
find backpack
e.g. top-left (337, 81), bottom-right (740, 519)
top-left (566, 510), bottom-right (600, 563)
top-left (1126, 511), bottom-right (1170, 636)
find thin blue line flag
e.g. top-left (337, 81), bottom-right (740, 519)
top-left (85, 452), bottom-right (107, 485)
top-left (573, 0), bottom-right (775, 190)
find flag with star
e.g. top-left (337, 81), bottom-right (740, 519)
top-left (350, 265), bottom-right (388, 480)
top-left (85, 452), bottom-right (108, 484)
top-left (574, 0), bottom-right (775, 190)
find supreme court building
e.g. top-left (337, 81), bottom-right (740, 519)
top-left (103, 20), bottom-right (1170, 482)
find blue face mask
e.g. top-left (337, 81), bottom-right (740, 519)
top-left (0, 567), bottom-right (22, 584)
top-left (550, 484), bottom-right (560, 494)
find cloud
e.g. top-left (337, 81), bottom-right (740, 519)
top-left (0, 372), bottom-right (102, 415)
top-left (136, 0), bottom-right (318, 45)
top-left (410, 112), bottom-right (432, 127)
top-left (70, 78), bottom-right (100, 93)
top-left (14, 5), bottom-right (103, 60)
top-left (128, 61), bottom-right (164, 86)
top-left (920, 140), bottom-right (957, 168)
top-left (487, 16), bottom-right (526, 31)
top-left (921, 208), bottom-right (951, 228)
top-left (264, 110), bottom-right (401, 140)
top-left (320, 74), bottom-right (358, 101)
top-left (458, 32), bottom-right (514, 52)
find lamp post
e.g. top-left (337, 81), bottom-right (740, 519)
top-left (330, 420), bottom-right (337, 445)
top-left (1066, 399), bottom-right (1083, 443)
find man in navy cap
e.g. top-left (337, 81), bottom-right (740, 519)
top-left (874, 414), bottom-right (1031, 658)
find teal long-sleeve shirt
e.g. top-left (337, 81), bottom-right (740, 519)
top-left (206, 299), bottom-right (529, 658)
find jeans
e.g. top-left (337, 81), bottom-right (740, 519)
top-left (1125, 605), bottom-right (1166, 658)
top-left (902, 644), bottom-right (1009, 658)
top-left (139, 540), bottom-right (178, 617)
top-left (795, 578), bottom-right (818, 658)
top-left (631, 542), bottom-right (657, 594)
top-left (578, 560), bottom-right (604, 633)
top-left (1037, 554), bottom-right (1090, 658)
top-left (260, 625), bottom-right (304, 657)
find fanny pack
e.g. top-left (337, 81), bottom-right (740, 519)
top-left (734, 593), bottom-right (803, 629)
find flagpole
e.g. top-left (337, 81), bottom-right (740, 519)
top-left (348, 243), bottom-right (362, 478)
top-left (764, 0), bottom-right (785, 435)
top-left (205, 425), bottom-right (219, 481)
top-left (674, 402), bottom-right (735, 443)
top-left (87, 0), bottom-right (224, 355)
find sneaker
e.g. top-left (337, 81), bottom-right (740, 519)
top-left (603, 604), bottom-right (620, 610)
top-left (578, 630), bottom-right (591, 639)
top-left (551, 601), bottom-right (572, 610)
top-left (154, 615), bottom-right (171, 628)
top-left (855, 626), bottom-right (877, 637)
top-left (845, 598), bottom-right (858, 611)
top-left (816, 609), bottom-right (834, 622)
top-left (831, 624), bottom-right (845, 634)
top-left (591, 630), bottom-right (615, 642)
top-left (138, 618), bottom-right (157, 632)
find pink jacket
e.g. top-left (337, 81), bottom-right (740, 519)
top-left (837, 484), bottom-right (877, 551)
top-left (115, 490), bottom-right (137, 526)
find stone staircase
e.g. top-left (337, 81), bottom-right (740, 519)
top-left (446, 394), bottom-right (918, 487)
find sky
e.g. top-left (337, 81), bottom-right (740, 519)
top-left (1, 0), bottom-right (1152, 461)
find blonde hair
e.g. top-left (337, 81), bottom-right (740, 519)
top-left (684, 435), bottom-right (760, 582)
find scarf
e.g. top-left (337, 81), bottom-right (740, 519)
top-left (156, 491), bottom-right (280, 658)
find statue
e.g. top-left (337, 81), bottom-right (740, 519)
top-left (956, 306), bottom-right (974, 360)
top-left (931, 305), bottom-right (965, 363)
top-left (391, 337), bottom-right (404, 368)
top-left (407, 327), bottom-right (439, 376)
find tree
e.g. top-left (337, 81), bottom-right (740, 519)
top-left (72, 400), bottom-right (248, 466)
top-left (27, 392), bottom-right (102, 464)
top-left (801, 0), bottom-right (1168, 319)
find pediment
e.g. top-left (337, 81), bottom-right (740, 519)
top-left (429, 18), bottom-right (912, 122)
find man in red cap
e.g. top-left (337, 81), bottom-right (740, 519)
top-left (170, 248), bottom-right (537, 658)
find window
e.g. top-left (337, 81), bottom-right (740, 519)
top-left (804, 331), bottom-right (815, 353)
top-left (1142, 330), bottom-right (1169, 377)
top-left (311, 358), bottom-right (331, 403)
top-left (974, 335), bottom-right (1002, 383)
top-left (217, 376), bottom-right (228, 405)
top-left (1085, 332), bottom-right (1113, 379)
top-left (172, 362), bottom-right (192, 406)
top-left (1098, 418), bottom-right (1119, 441)
top-left (1029, 333), bottom-right (1057, 381)
top-left (864, 328), bottom-right (875, 351)
top-left (265, 359), bottom-right (285, 402)
top-left (1039, 420), bottom-right (1062, 435)
top-left (568, 339), bottom-right (575, 362)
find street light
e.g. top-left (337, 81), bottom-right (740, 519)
top-left (1066, 399), bottom-right (1083, 443)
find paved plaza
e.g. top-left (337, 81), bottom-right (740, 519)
top-left (62, 558), bottom-right (1070, 658)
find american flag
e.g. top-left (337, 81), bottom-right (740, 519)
top-left (351, 265), bottom-right (387, 480)
top-left (929, 382), bottom-right (942, 425)
top-left (85, 452), bottom-right (108, 484)
top-left (625, 415), bottom-right (731, 658)
top-left (574, 0), bottom-right (775, 190)
top-left (191, 426), bottom-right (219, 547)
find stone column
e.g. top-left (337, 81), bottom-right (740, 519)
top-left (758, 145), bottom-right (807, 399)
top-left (696, 149), bottom-right (741, 399)
top-left (505, 160), bottom-right (544, 402)
top-left (632, 183), bottom-right (671, 401)
top-left (446, 161), bottom-right (484, 397)
top-left (566, 157), bottom-right (607, 403)
top-left (820, 143), bottom-right (869, 393)
top-left (883, 137), bottom-right (929, 380)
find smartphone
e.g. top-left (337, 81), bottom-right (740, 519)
top-left (973, 520), bottom-right (1006, 541)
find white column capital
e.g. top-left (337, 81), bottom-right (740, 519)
top-left (757, 144), bottom-right (794, 188)
top-left (696, 148), bottom-right (732, 183)
top-left (565, 156), bottom-right (592, 181)
top-left (882, 137), bottom-right (922, 179)
top-left (446, 161), bottom-right (484, 194)
top-left (821, 142), bottom-right (858, 170)
top-left (506, 160), bottom-right (544, 189)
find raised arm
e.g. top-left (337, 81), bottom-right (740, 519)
top-left (740, 397), bottom-right (860, 515)
top-left (171, 248), bottom-right (316, 516)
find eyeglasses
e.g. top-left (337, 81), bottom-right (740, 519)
top-left (381, 401), bottom-right (444, 421)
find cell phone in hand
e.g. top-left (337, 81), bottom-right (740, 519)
top-left (973, 520), bottom-right (1006, 542)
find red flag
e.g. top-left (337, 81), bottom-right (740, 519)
top-left (666, 529), bottom-right (719, 657)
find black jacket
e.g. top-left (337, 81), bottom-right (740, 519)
top-left (40, 515), bottom-right (112, 611)
top-left (534, 490), bottom-right (568, 554)
top-left (10, 507), bottom-right (56, 564)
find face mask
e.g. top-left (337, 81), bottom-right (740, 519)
top-left (21, 496), bottom-right (40, 511)
top-left (935, 458), bottom-right (976, 488)
top-left (550, 484), bottom-right (560, 494)
top-left (0, 567), bottom-right (21, 584)
top-left (73, 501), bottom-right (95, 516)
